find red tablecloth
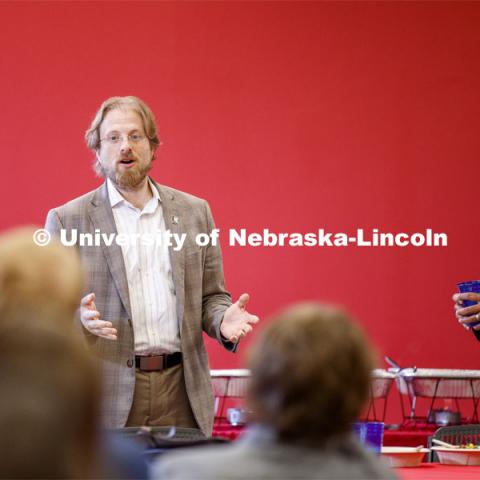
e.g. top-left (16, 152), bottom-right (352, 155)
top-left (383, 429), bottom-right (436, 447)
top-left (212, 423), bottom-right (245, 440)
top-left (397, 464), bottom-right (480, 480)
top-left (213, 424), bottom-right (439, 447)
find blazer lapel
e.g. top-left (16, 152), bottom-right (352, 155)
top-left (88, 183), bottom-right (132, 320)
top-left (152, 181), bottom-right (185, 328)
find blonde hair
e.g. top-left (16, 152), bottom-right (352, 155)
top-left (85, 96), bottom-right (160, 174)
top-left (0, 227), bottom-right (84, 326)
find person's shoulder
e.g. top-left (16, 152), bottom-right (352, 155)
top-left (152, 181), bottom-right (209, 208)
top-left (151, 442), bottom-right (243, 480)
top-left (50, 185), bottom-right (105, 215)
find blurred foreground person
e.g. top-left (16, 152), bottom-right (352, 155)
top-left (0, 227), bottom-right (83, 326)
top-left (152, 302), bottom-right (395, 480)
top-left (0, 229), bottom-right (99, 478)
top-left (0, 325), bottom-right (101, 478)
top-left (0, 228), bottom-right (147, 479)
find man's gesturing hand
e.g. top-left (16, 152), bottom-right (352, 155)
top-left (220, 293), bottom-right (259, 343)
top-left (80, 293), bottom-right (118, 340)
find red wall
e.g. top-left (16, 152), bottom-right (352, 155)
top-left (2, 2), bottom-right (480, 422)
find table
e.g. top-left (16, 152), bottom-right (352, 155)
top-left (211, 369), bottom-right (250, 425)
top-left (397, 464), bottom-right (480, 479)
top-left (383, 428), bottom-right (436, 447)
top-left (212, 423), bottom-right (245, 440)
top-left (212, 424), bottom-right (439, 446)
top-left (394, 369), bottom-right (480, 424)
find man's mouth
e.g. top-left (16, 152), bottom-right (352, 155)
top-left (119, 159), bottom-right (135, 167)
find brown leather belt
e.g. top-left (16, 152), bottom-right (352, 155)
top-left (135, 352), bottom-right (182, 372)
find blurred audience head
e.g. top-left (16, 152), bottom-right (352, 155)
top-left (0, 227), bottom-right (84, 325)
top-left (247, 302), bottom-right (375, 446)
top-left (0, 227), bottom-right (100, 478)
top-left (0, 324), bottom-right (100, 478)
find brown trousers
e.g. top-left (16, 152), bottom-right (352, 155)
top-left (125, 363), bottom-right (198, 428)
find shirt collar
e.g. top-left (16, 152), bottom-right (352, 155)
top-left (107, 177), bottom-right (161, 210)
top-left (107, 178), bottom-right (124, 207)
top-left (148, 178), bottom-right (161, 202)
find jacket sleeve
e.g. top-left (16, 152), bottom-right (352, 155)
top-left (45, 209), bottom-right (64, 238)
top-left (200, 201), bottom-right (236, 352)
top-left (44, 208), bottom-right (98, 345)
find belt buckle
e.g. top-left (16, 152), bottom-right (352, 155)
top-left (140, 355), bottom-right (165, 372)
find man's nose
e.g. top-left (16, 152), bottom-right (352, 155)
top-left (119, 136), bottom-right (132, 153)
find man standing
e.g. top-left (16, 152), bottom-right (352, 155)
top-left (45, 96), bottom-right (258, 435)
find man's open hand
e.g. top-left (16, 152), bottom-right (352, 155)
top-left (80, 292), bottom-right (118, 340)
top-left (220, 293), bottom-right (259, 343)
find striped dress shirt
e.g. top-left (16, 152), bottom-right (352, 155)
top-left (107, 178), bottom-right (181, 355)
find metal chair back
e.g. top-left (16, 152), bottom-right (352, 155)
top-left (428, 424), bottom-right (480, 462)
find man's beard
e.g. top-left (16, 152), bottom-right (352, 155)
top-left (100, 159), bottom-right (153, 190)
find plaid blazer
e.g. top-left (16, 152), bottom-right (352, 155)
top-left (45, 179), bottom-right (233, 434)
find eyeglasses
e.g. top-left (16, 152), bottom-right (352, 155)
top-left (100, 132), bottom-right (147, 145)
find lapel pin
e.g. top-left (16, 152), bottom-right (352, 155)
top-left (172, 215), bottom-right (180, 225)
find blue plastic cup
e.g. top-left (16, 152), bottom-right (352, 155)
top-left (353, 422), bottom-right (384, 454)
top-left (457, 281), bottom-right (480, 328)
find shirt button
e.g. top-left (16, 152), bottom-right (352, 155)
top-left (127, 358), bottom-right (134, 368)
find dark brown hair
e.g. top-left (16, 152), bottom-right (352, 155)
top-left (248, 302), bottom-right (375, 446)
